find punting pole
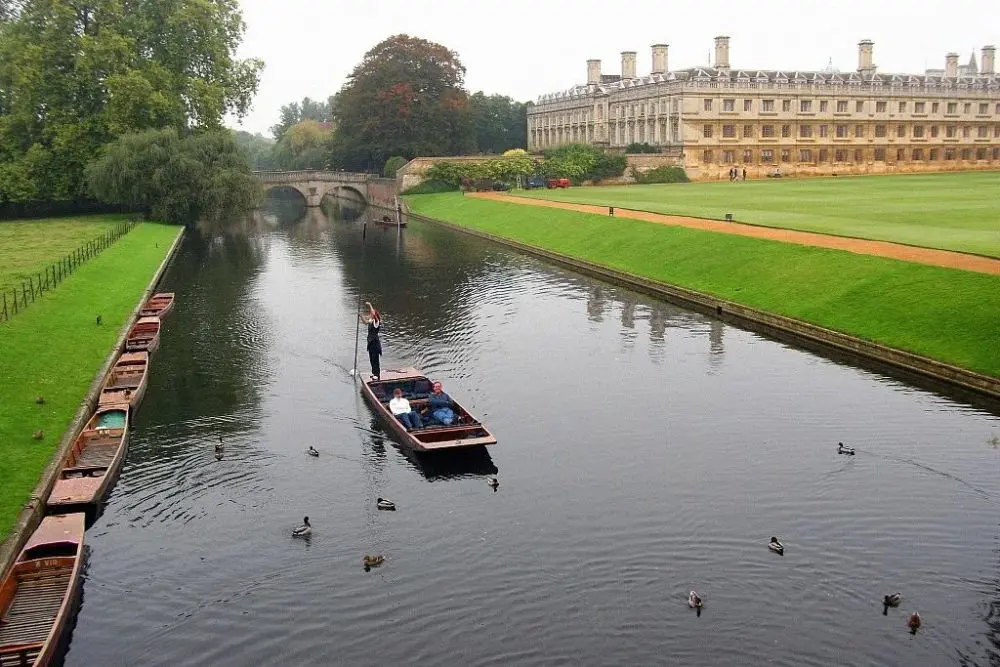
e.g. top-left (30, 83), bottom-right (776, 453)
top-left (352, 221), bottom-right (368, 380)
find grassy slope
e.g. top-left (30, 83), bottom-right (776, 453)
top-left (0, 223), bottom-right (181, 540)
top-left (518, 172), bottom-right (1000, 258)
top-left (0, 215), bottom-right (128, 289)
top-left (407, 193), bottom-right (1000, 377)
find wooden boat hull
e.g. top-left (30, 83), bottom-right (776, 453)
top-left (139, 292), bottom-right (175, 319)
top-left (360, 368), bottom-right (497, 452)
top-left (0, 513), bottom-right (85, 667)
top-left (124, 316), bottom-right (160, 355)
top-left (48, 406), bottom-right (130, 509)
top-left (98, 351), bottom-right (149, 410)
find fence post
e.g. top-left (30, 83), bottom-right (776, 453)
top-left (29, 276), bottom-right (34, 302)
top-left (2, 291), bottom-right (7, 321)
top-left (38, 272), bottom-right (43, 294)
top-left (12, 289), bottom-right (17, 314)
top-left (21, 282), bottom-right (28, 308)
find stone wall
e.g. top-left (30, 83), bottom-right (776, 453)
top-left (686, 159), bottom-right (1000, 182)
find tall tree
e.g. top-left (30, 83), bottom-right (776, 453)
top-left (270, 96), bottom-right (335, 140)
top-left (271, 119), bottom-right (333, 170)
top-left (330, 34), bottom-right (473, 172)
top-left (468, 92), bottom-right (527, 154)
top-left (233, 130), bottom-right (276, 170)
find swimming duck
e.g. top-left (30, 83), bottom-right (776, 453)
top-left (307, 446), bottom-right (319, 457)
top-left (768, 537), bottom-right (785, 555)
top-left (376, 497), bottom-right (396, 511)
top-left (908, 611), bottom-right (921, 633)
top-left (884, 593), bottom-right (902, 607)
top-left (215, 435), bottom-right (224, 460)
top-left (363, 554), bottom-right (385, 571)
top-left (32, 430), bottom-right (44, 440)
top-left (688, 591), bottom-right (704, 616)
top-left (837, 442), bottom-right (856, 456)
top-left (487, 477), bottom-right (499, 491)
top-left (292, 516), bottom-right (312, 537)
top-left (35, 396), bottom-right (45, 405)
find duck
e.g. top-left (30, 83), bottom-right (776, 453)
top-left (688, 591), bottom-right (704, 616)
top-left (32, 430), bottom-right (44, 440)
top-left (768, 536), bottom-right (785, 555)
top-left (35, 395), bottom-right (45, 405)
top-left (363, 554), bottom-right (385, 571)
top-left (908, 611), bottom-right (921, 633)
top-left (307, 446), bottom-right (319, 457)
top-left (215, 435), bottom-right (224, 460)
top-left (292, 516), bottom-right (312, 537)
top-left (487, 477), bottom-right (499, 491)
top-left (376, 497), bottom-right (396, 511)
top-left (884, 593), bottom-right (902, 607)
top-left (96, 314), bottom-right (102, 326)
top-left (837, 442), bottom-right (856, 456)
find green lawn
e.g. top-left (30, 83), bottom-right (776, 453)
top-left (518, 172), bottom-right (1000, 258)
top-left (0, 215), bottom-right (128, 290)
top-left (407, 193), bottom-right (1000, 379)
top-left (0, 222), bottom-right (181, 541)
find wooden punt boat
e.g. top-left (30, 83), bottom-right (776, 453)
top-left (139, 292), bottom-right (175, 319)
top-left (124, 316), bottom-right (160, 355)
top-left (0, 513), bottom-right (85, 667)
top-left (361, 368), bottom-right (496, 452)
top-left (98, 351), bottom-right (149, 409)
top-left (375, 214), bottom-right (407, 227)
top-left (47, 405), bottom-right (130, 509)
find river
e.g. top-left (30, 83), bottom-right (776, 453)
top-left (62, 197), bottom-right (1000, 666)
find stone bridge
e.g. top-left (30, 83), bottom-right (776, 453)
top-left (253, 170), bottom-right (399, 209)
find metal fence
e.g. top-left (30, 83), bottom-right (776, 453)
top-left (1, 220), bottom-right (138, 323)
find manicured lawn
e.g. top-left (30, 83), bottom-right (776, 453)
top-left (0, 215), bottom-right (128, 289)
top-left (407, 193), bottom-right (1000, 378)
top-left (0, 222), bottom-right (181, 541)
top-left (518, 172), bottom-right (1000, 258)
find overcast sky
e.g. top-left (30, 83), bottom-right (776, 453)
top-left (229, 0), bottom-right (998, 137)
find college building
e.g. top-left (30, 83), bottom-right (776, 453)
top-left (526, 38), bottom-right (1000, 180)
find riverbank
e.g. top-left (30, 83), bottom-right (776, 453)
top-left (405, 193), bottom-right (1000, 383)
top-left (0, 222), bottom-right (182, 540)
top-left (517, 171), bottom-right (1000, 258)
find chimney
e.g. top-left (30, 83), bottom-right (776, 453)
top-left (714, 36), bottom-right (730, 69)
top-left (945, 52), bottom-right (959, 77)
top-left (857, 39), bottom-right (875, 75)
top-left (651, 44), bottom-right (669, 75)
top-left (587, 59), bottom-right (602, 85)
top-left (982, 45), bottom-right (996, 75)
top-left (621, 51), bottom-right (637, 80)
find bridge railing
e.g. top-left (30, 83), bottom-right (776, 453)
top-left (252, 170), bottom-right (373, 183)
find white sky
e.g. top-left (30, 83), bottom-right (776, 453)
top-left (229, 0), bottom-right (998, 137)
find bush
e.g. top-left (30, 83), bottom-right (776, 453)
top-left (625, 142), bottom-right (660, 154)
top-left (402, 179), bottom-right (459, 195)
top-left (502, 148), bottom-right (528, 157)
top-left (632, 165), bottom-right (690, 184)
top-left (383, 156), bottom-right (409, 177)
top-left (541, 144), bottom-right (626, 183)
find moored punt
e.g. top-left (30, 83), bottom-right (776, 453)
top-left (375, 214), bottom-right (407, 227)
top-left (98, 351), bottom-right (149, 409)
top-left (47, 405), bottom-right (130, 509)
top-left (139, 292), bottom-right (175, 319)
top-left (0, 513), bottom-right (85, 667)
top-left (360, 368), bottom-right (497, 452)
top-left (124, 317), bottom-right (160, 355)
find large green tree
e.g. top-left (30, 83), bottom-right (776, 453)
top-left (271, 119), bottom-right (334, 170)
top-left (0, 0), bottom-right (262, 203)
top-left (468, 92), bottom-right (527, 154)
top-left (233, 130), bottom-right (277, 170)
top-left (270, 96), bottom-right (335, 141)
top-left (330, 34), bottom-right (473, 172)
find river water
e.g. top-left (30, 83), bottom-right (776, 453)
top-left (62, 199), bottom-right (1000, 666)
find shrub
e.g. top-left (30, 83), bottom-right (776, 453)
top-left (625, 142), bottom-right (660, 154)
top-left (502, 148), bottom-right (528, 157)
top-left (632, 165), bottom-right (690, 184)
top-left (383, 156), bottom-right (409, 177)
top-left (541, 144), bottom-right (626, 183)
top-left (402, 179), bottom-right (458, 195)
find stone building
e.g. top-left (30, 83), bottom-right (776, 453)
top-left (527, 38), bottom-right (1000, 180)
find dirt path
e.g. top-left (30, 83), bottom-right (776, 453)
top-left (468, 192), bottom-right (1000, 276)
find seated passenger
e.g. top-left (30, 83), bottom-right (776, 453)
top-left (389, 388), bottom-right (423, 431)
top-left (423, 382), bottom-right (456, 425)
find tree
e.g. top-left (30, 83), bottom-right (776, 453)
top-left (270, 119), bottom-right (333, 170)
top-left (383, 156), bottom-right (408, 177)
top-left (330, 34), bottom-right (473, 173)
top-left (233, 130), bottom-right (276, 170)
top-left (270, 96), bottom-right (335, 140)
top-left (86, 128), bottom-right (261, 226)
top-left (0, 0), bottom-right (262, 203)
top-left (468, 93), bottom-right (527, 154)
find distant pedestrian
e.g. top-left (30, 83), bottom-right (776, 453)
top-left (609, 206), bottom-right (615, 217)
top-left (742, 167), bottom-right (747, 181)
top-left (360, 301), bottom-right (382, 381)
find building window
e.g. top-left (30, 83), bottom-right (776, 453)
top-left (723, 150), bottom-right (735, 163)
top-left (835, 149), bottom-right (848, 162)
top-left (743, 150), bottom-right (753, 163)
top-left (932, 102), bottom-right (939, 113)
top-left (761, 125), bottom-right (775, 138)
top-left (897, 125), bottom-right (906, 137)
top-left (995, 127), bottom-right (1000, 138)
top-left (800, 100), bottom-right (812, 112)
top-left (819, 125), bottom-right (829, 138)
top-left (800, 125), bottom-right (813, 137)
top-left (962, 126), bottom-right (970, 138)
top-left (781, 124), bottom-right (791, 138)
top-left (874, 148), bottom-right (886, 161)
top-left (723, 99), bottom-right (735, 111)
top-left (743, 125), bottom-right (753, 138)
top-left (994, 148), bottom-right (1000, 160)
top-left (875, 124), bottom-right (887, 137)
top-left (977, 148), bottom-right (988, 160)
top-left (762, 149), bottom-right (775, 163)
top-left (978, 126), bottom-right (989, 138)
top-left (703, 125), bottom-right (713, 138)
top-left (947, 102), bottom-right (957, 114)
top-left (929, 148), bottom-right (939, 161)
top-left (930, 125), bottom-right (939, 138)
top-left (819, 149), bottom-right (829, 163)
top-left (996, 103), bottom-right (1000, 114)
top-left (799, 149), bottom-right (812, 162)
top-left (855, 125), bottom-right (865, 138)
top-left (703, 150), bottom-right (713, 163)
top-left (913, 125), bottom-right (924, 138)
top-left (837, 100), bottom-right (848, 112)
top-left (782, 100), bottom-right (792, 112)
top-left (704, 99), bottom-right (713, 111)
top-left (836, 125), bottom-right (848, 138)
top-left (762, 99), bottom-right (775, 112)
top-left (912, 148), bottom-right (924, 161)
top-left (946, 125), bottom-right (956, 137)
top-left (961, 148), bottom-right (971, 160)
top-left (854, 149), bottom-right (863, 162)
top-left (963, 103), bottom-right (971, 114)
top-left (781, 149), bottom-right (791, 162)
top-left (744, 99), bottom-right (752, 111)
top-left (898, 102), bottom-right (906, 112)
top-left (896, 148), bottom-right (906, 162)
top-left (945, 148), bottom-right (955, 160)
top-left (915, 102), bottom-right (925, 113)
top-left (876, 101), bottom-right (887, 112)
top-left (820, 100), bottom-right (829, 112)
top-left (856, 101), bottom-right (864, 112)
top-left (723, 124), bottom-right (736, 138)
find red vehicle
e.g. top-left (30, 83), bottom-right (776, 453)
top-left (546, 178), bottom-right (570, 189)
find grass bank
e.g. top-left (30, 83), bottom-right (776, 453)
top-left (519, 172), bottom-right (1000, 258)
top-left (0, 222), bottom-right (181, 539)
top-left (0, 214), bottom-right (128, 289)
top-left (406, 193), bottom-right (1000, 378)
